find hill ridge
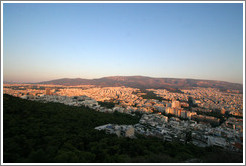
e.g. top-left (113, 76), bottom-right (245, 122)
top-left (37, 76), bottom-right (243, 93)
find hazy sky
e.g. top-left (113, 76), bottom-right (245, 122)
top-left (3, 3), bottom-right (244, 83)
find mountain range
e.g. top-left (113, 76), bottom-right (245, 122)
top-left (37, 76), bottom-right (243, 93)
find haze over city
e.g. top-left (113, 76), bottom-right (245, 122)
top-left (3, 3), bottom-right (243, 84)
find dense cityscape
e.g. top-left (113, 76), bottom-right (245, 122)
top-left (3, 84), bottom-right (243, 153)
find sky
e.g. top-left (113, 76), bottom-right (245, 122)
top-left (3, 3), bottom-right (244, 84)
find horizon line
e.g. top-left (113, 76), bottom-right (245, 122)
top-left (3, 75), bottom-right (243, 85)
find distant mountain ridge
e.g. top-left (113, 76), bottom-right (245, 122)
top-left (37, 76), bottom-right (243, 93)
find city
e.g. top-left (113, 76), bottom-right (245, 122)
top-left (3, 84), bottom-right (243, 153)
top-left (2, 2), bottom-right (244, 164)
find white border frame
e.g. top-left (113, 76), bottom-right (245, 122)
top-left (0, 1), bottom-right (245, 3)
top-left (1, 1), bottom-right (245, 165)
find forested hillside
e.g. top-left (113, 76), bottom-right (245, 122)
top-left (3, 94), bottom-right (243, 163)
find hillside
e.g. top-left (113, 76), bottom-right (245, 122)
top-left (38, 76), bottom-right (243, 93)
top-left (3, 94), bottom-right (243, 163)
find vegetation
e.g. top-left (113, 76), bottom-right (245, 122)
top-left (195, 110), bottom-right (225, 125)
top-left (138, 89), bottom-right (164, 101)
top-left (3, 94), bottom-right (243, 163)
top-left (165, 88), bottom-right (184, 94)
top-left (98, 101), bottom-right (115, 109)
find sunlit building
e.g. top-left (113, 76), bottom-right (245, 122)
top-left (172, 100), bottom-right (181, 109)
top-left (45, 88), bottom-right (52, 95)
